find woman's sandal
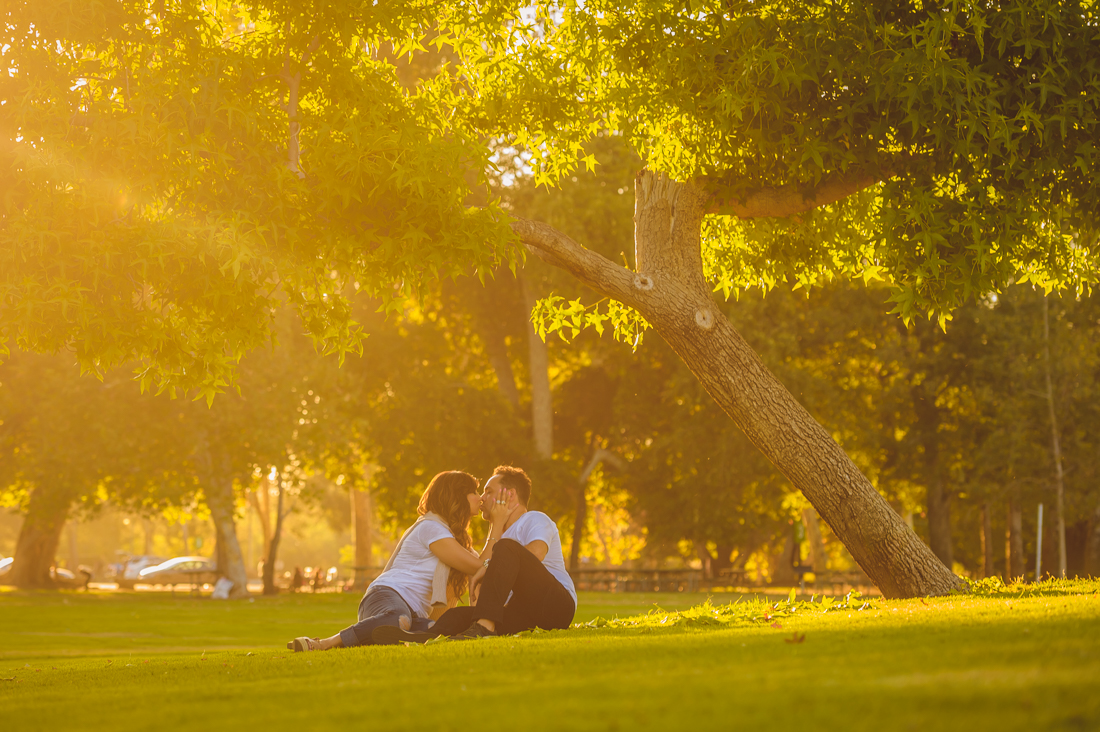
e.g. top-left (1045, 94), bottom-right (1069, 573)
top-left (287, 636), bottom-right (320, 652)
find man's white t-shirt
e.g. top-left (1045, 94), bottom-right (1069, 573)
top-left (501, 511), bottom-right (577, 607)
top-left (370, 520), bottom-right (454, 618)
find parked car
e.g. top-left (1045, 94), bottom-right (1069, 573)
top-left (0, 559), bottom-right (90, 588)
top-left (138, 556), bottom-right (217, 588)
top-left (113, 555), bottom-right (166, 589)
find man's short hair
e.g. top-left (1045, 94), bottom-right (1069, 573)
top-left (493, 465), bottom-right (532, 506)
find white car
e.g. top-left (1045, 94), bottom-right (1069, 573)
top-left (138, 556), bottom-right (217, 588)
top-left (115, 555), bottom-right (166, 589)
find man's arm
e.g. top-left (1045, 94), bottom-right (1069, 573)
top-left (524, 540), bottom-right (548, 562)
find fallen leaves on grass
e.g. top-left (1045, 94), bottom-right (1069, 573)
top-left (785, 632), bottom-right (806, 644)
top-left (770, 622), bottom-right (783, 629)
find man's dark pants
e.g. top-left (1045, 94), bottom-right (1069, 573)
top-left (429, 538), bottom-right (575, 636)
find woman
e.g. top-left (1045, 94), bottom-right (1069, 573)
top-left (287, 470), bottom-right (487, 651)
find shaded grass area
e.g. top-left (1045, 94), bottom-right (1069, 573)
top-left (2, 581), bottom-right (1099, 731)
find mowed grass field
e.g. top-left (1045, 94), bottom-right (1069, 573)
top-left (1, 581), bottom-right (1098, 732)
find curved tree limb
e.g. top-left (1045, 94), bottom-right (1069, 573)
top-left (510, 218), bottom-right (641, 307)
top-left (700, 170), bottom-right (883, 219)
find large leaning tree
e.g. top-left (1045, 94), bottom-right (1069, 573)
top-left (3, 0), bottom-right (1098, 597)
top-left (450, 0), bottom-right (1100, 596)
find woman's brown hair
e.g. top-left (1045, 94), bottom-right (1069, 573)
top-left (418, 470), bottom-right (478, 597)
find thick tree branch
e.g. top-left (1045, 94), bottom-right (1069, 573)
top-left (700, 170), bottom-right (883, 218)
top-left (510, 219), bottom-right (642, 308)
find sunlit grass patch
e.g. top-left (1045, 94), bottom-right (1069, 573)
top-left (1, 581), bottom-right (1098, 731)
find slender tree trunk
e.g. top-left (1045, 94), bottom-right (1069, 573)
top-left (67, 520), bottom-right (78, 570)
top-left (351, 486), bottom-right (373, 591)
top-left (142, 518), bottom-right (155, 556)
top-left (514, 171), bottom-right (963, 598)
top-left (802, 508), bottom-right (827, 573)
top-left (980, 503), bottom-right (995, 579)
top-left (248, 485), bottom-right (273, 558)
top-left (468, 274), bottom-right (521, 409)
top-left (1042, 295), bottom-right (1067, 578)
top-left (263, 480), bottom-right (286, 595)
top-left (8, 487), bottom-right (71, 588)
top-left (569, 484), bottom-right (587, 572)
top-left (1084, 502), bottom-right (1100, 578)
top-left (1006, 497), bottom-right (1024, 580)
top-left (712, 542), bottom-right (735, 577)
top-left (771, 531), bottom-right (797, 585)
top-left (520, 272), bottom-right (553, 459)
top-left (912, 378), bottom-right (954, 568)
top-left (206, 479), bottom-right (251, 599)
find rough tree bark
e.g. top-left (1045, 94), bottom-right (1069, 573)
top-left (512, 170), bottom-right (963, 598)
top-left (7, 487), bottom-right (70, 588)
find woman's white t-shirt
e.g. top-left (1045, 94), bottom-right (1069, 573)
top-left (370, 520), bottom-right (454, 618)
top-left (501, 511), bottom-right (577, 607)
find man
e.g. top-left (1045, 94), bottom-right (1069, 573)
top-left (374, 465), bottom-right (577, 642)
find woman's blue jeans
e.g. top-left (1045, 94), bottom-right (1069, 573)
top-left (338, 585), bottom-right (422, 647)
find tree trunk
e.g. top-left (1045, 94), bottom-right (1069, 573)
top-left (1042, 294), bottom-right (1067, 578)
top-left (351, 485), bottom-right (373, 591)
top-left (520, 272), bottom-right (553, 459)
top-left (802, 508), bottom-right (827, 573)
top-left (569, 484), bottom-right (587, 572)
top-left (8, 487), bottom-right (70, 588)
top-left (248, 483), bottom-right (274, 560)
top-left (142, 518), bottom-right (155, 556)
top-left (980, 503), bottom-right (994, 579)
top-left (770, 531), bottom-right (797, 585)
top-left (469, 274), bottom-right (522, 409)
top-left (1006, 497), bottom-right (1024, 580)
top-left (1083, 502), bottom-right (1100, 578)
top-left (206, 479), bottom-right (251, 599)
top-left (263, 479), bottom-right (286, 595)
top-left (514, 171), bottom-right (963, 598)
top-left (911, 377), bottom-right (954, 568)
top-left (712, 542), bottom-right (734, 577)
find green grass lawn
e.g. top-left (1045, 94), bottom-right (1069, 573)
top-left (2, 581), bottom-right (1099, 731)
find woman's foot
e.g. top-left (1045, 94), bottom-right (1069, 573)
top-left (287, 636), bottom-right (321, 652)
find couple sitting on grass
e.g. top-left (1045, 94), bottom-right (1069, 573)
top-left (288, 465), bottom-right (577, 651)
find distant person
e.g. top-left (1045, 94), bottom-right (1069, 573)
top-left (311, 566), bottom-right (326, 593)
top-left (290, 566), bottom-right (305, 593)
top-left (287, 471), bottom-right (491, 652)
top-left (374, 465), bottom-right (577, 643)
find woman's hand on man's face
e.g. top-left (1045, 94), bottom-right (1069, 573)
top-left (489, 488), bottom-right (518, 526)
